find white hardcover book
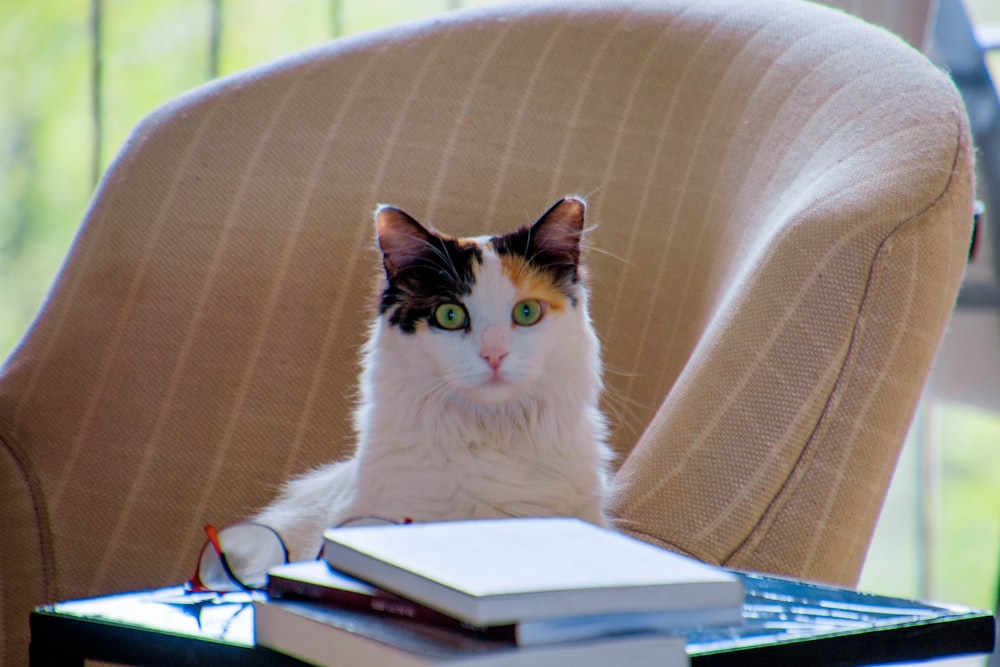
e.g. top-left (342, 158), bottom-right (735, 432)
top-left (321, 517), bottom-right (743, 627)
top-left (267, 559), bottom-right (740, 646)
top-left (255, 598), bottom-right (689, 667)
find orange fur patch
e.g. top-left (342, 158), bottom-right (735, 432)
top-left (497, 254), bottom-right (569, 312)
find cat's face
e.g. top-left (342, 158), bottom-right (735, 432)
top-left (375, 198), bottom-right (592, 406)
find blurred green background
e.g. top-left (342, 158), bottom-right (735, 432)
top-left (2, 0), bottom-right (998, 638)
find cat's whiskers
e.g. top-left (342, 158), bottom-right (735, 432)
top-left (597, 383), bottom-right (650, 445)
top-left (579, 233), bottom-right (629, 267)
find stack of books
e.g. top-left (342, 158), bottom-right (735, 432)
top-left (253, 517), bottom-right (744, 666)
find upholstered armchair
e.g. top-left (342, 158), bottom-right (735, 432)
top-left (0, 1), bottom-right (973, 664)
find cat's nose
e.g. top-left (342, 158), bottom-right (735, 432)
top-left (482, 353), bottom-right (507, 372)
top-left (479, 325), bottom-right (509, 371)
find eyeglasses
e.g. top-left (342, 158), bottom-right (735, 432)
top-left (186, 523), bottom-right (289, 593)
top-left (186, 517), bottom-right (411, 594)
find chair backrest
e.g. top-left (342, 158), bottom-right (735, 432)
top-left (0, 1), bottom-right (972, 664)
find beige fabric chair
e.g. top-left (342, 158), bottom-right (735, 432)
top-left (0, 0), bottom-right (973, 663)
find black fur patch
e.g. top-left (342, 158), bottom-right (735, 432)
top-left (380, 237), bottom-right (483, 335)
top-left (491, 199), bottom-right (583, 302)
top-left (491, 227), bottom-right (579, 299)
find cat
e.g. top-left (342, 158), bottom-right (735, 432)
top-left (252, 197), bottom-right (612, 561)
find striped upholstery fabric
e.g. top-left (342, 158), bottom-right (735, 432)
top-left (0, 0), bottom-right (972, 662)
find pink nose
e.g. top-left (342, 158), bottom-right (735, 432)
top-left (479, 325), bottom-right (509, 371)
top-left (482, 352), bottom-right (507, 372)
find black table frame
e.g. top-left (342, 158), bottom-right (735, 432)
top-left (30, 572), bottom-right (996, 666)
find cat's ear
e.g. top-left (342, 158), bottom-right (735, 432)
top-left (529, 197), bottom-right (586, 268)
top-left (375, 205), bottom-right (437, 278)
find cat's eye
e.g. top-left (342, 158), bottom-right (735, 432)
top-left (434, 303), bottom-right (468, 330)
top-left (512, 299), bottom-right (544, 327)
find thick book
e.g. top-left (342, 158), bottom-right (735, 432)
top-left (254, 598), bottom-right (688, 667)
top-left (266, 559), bottom-right (738, 646)
top-left (321, 517), bottom-right (743, 627)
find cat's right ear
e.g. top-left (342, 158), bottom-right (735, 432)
top-left (375, 205), bottom-right (437, 278)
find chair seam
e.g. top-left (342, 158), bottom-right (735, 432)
top-left (0, 431), bottom-right (59, 602)
top-left (723, 91), bottom-right (968, 570)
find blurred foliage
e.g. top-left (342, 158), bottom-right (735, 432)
top-left (2, 0), bottom-right (92, 358)
top-left (861, 403), bottom-right (1000, 613)
top-left (934, 405), bottom-right (1000, 608)
top-left (0, 0), bottom-right (487, 360)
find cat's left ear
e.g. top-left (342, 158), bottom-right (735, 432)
top-left (375, 205), bottom-right (437, 279)
top-left (530, 197), bottom-right (586, 268)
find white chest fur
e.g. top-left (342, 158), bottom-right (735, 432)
top-left (347, 389), bottom-right (608, 525)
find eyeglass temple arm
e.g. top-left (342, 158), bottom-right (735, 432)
top-left (202, 524), bottom-right (252, 592)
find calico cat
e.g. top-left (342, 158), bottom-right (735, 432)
top-left (253, 197), bottom-right (612, 560)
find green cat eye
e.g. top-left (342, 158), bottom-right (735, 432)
top-left (513, 299), bottom-right (544, 327)
top-left (434, 303), bottom-right (468, 330)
